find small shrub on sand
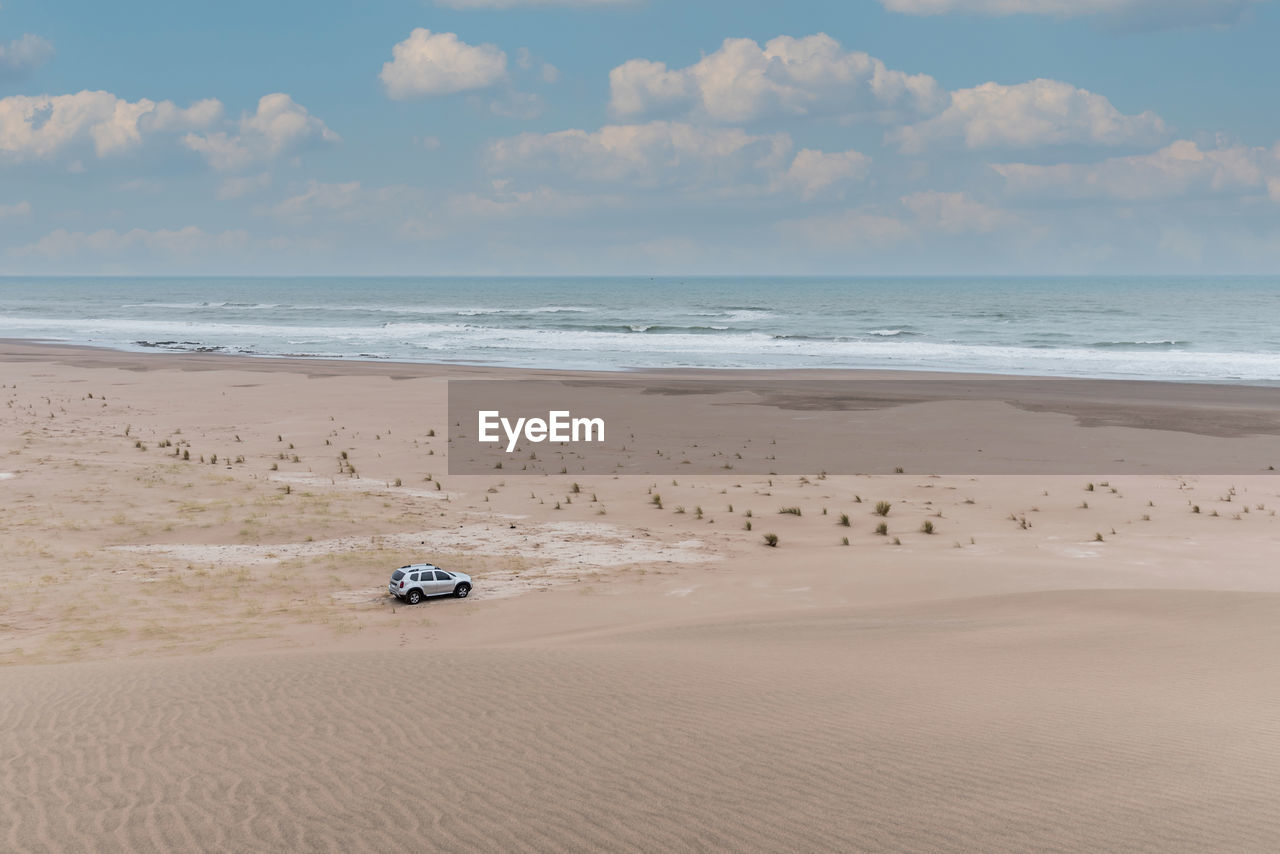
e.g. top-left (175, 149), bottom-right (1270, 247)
top-left (838, 513), bottom-right (850, 527)
top-left (875, 522), bottom-right (888, 536)
top-left (841, 536), bottom-right (849, 546)
top-left (1085, 482), bottom-right (1095, 491)
top-left (921, 520), bottom-right (935, 535)
top-left (874, 501), bottom-right (891, 517)
top-left (1094, 532), bottom-right (1104, 542)
top-left (780, 506), bottom-right (802, 516)
top-left (762, 533), bottom-right (779, 547)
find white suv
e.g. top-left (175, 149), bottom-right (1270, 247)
top-left (389, 564), bottom-right (472, 604)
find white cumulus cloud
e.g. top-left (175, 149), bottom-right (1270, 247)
top-left (268, 179), bottom-right (422, 222)
top-left (380, 29), bottom-right (507, 99)
top-left (993, 139), bottom-right (1280, 200)
top-left (0, 91), bottom-right (222, 160)
top-left (776, 149), bottom-right (871, 198)
top-left (0, 199), bottom-right (31, 217)
top-left (609, 33), bottom-right (944, 123)
top-left (487, 120), bottom-right (793, 188)
top-left (901, 190), bottom-right (1013, 233)
top-left (184, 94), bottom-right (338, 171)
top-left (890, 78), bottom-right (1165, 152)
top-left (0, 33), bottom-right (54, 76)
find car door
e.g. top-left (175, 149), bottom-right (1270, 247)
top-left (431, 570), bottom-right (454, 596)
top-left (416, 567), bottom-right (441, 597)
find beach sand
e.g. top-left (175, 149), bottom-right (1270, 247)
top-left (2, 341), bottom-right (1279, 852)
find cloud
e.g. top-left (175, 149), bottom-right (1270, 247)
top-left (488, 121), bottom-right (877, 204)
top-left (993, 139), bottom-right (1280, 200)
top-left (183, 94), bottom-right (337, 171)
top-left (901, 190), bottom-right (1014, 233)
top-left (487, 120), bottom-right (792, 188)
top-left (775, 149), bottom-right (871, 198)
top-left (780, 191), bottom-right (1017, 249)
top-left (271, 179), bottom-right (364, 219)
top-left (890, 78), bottom-right (1165, 152)
top-left (435, 0), bottom-right (630, 7)
top-left (876, 0), bottom-right (1267, 28)
top-left (11, 226), bottom-right (249, 259)
top-left (380, 29), bottom-right (507, 99)
top-left (268, 179), bottom-right (421, 222)
top-left (0, 33), bottom-right (54, 77)
top-left (609, 33), bottom-right (944, 123)
top-left (0, 199), bottom-right (31, 217)
top-left (516, 47), bottom-right (559, 84)
top-left (0, 91), bottom-right (222, 160)
top-left (145, 99), bottom-right (224, 132)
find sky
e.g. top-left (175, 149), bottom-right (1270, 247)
top-left (1, 0), bottom-right (1279, 276)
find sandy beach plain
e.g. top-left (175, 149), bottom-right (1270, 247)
top-left (3, 339), bottom-right (1280, 853)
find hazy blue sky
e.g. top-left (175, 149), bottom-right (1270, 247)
top-left (2, 0), bottom-right (1279, 275)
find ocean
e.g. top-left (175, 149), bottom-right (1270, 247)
top-left (1, 276), bottom-right (1278, 383)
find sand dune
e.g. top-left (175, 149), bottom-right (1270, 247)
top-left (4, 590), bottom-right (1280, 853)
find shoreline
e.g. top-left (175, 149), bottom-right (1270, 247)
top-left (5, 336), bottom-right (1280, 390)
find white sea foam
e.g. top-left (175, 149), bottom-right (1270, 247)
top-left (3, 277), bottom-right (1278, 382)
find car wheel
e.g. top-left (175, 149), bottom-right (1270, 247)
top-left (454, 583), bottom-right (471, 599)
top-left (406, 589), bottom-right (423, 605)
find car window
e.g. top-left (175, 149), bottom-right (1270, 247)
top-left (434, 570), bottom-right (451, 581)
top-left (391, 570), bottom-right (405, 581)
top-left (410, 572), bottom-right (420, 582)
